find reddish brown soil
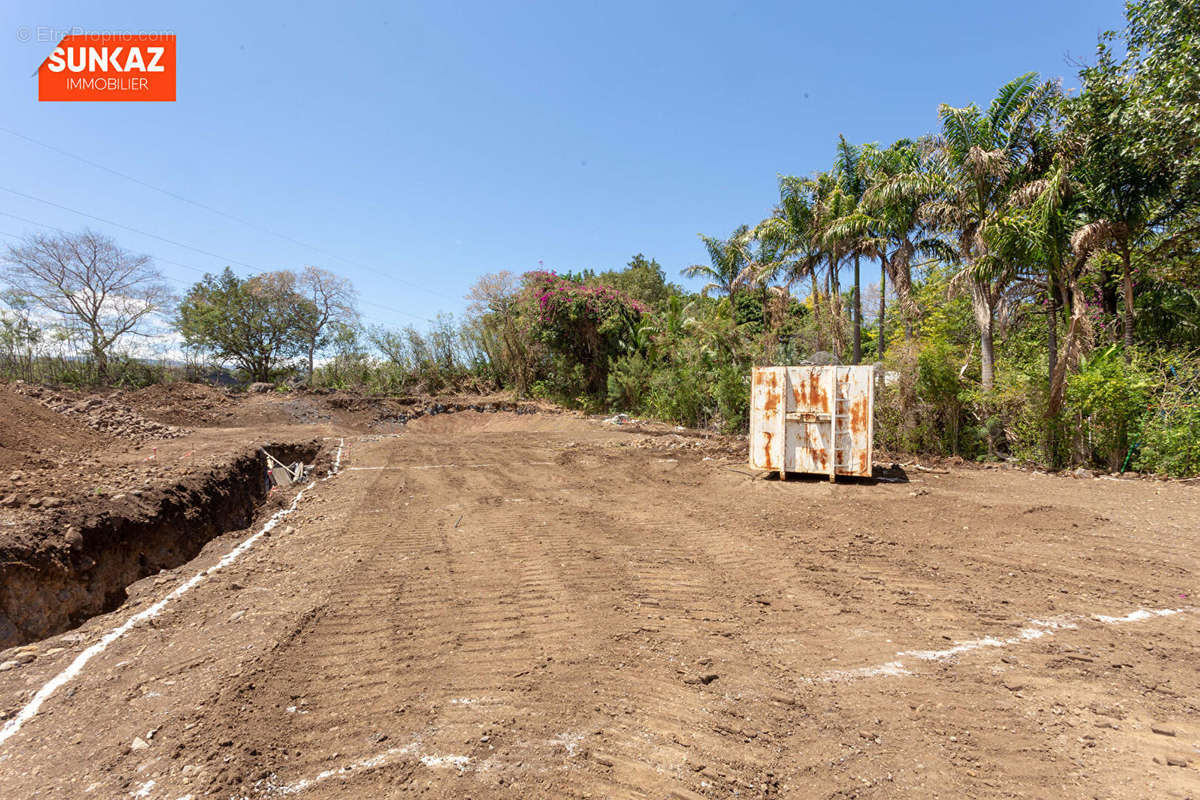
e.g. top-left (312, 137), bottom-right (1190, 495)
top-left (0, 383), bottom-right (551, 534)
top-left (123, 383), bottom-right (240, 427)
top-left (0, 408), bottom-right (1197, 799)
top-left (0, 385), bottom-right (112, 469)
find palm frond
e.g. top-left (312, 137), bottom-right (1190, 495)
top-left (1069, 219), bottom-right (1124, 255)
top-left (988, 72), bottom-right (1039, 132)
top-left (966, 146), bottom-right (1011, 180)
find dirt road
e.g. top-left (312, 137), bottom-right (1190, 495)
top-left (1, 412), bottom-right (1197, 798)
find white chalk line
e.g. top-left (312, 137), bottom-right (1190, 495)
top-left (346, 463), bottom-right (494, 471)
top-left (231, 611), bottom-right (1192, 795)
top-left (818, 607), bottom-right (1192, 683)
top-left (0, 438), bottom-right (345, 749)
top-left (240, 737), bottom-right (472, 798)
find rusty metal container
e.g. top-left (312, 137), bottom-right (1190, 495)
top-left (749, 365), bottom-right (874, 481)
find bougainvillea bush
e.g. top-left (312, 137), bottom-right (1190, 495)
top-left (521, 271), bottom-right (647, 401)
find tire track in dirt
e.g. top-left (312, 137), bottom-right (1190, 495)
top-left (200, 434), bottom-right (802, 799)
top-left (2, 420), bottom-right (1196, 800)
top-left (198, 437), bottom-right (607, 796)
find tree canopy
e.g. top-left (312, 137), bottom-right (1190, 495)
top-left (177, 268), bottom-right (319, 382)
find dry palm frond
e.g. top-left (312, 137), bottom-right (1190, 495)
top-left (966, 146), bottom-right (1010, 179)
top-left (1070, 219), bottom-right (1127, 256)
top-left (946, 254), bottom-right (1008, 302)
top-left (1049, 287), bottom-right (1094, 415)
top-left (994, 293), bottom-right (1018, 337)
top-left (1011, 179), bottom-right (1049, 207)
top-left (733, 263), bottom-right (762, 290)
top-left (945, 265), bottom-right (972, 297)
top-left (919, 199), bottom-right (962, 229)
top-left (886, 241), bottom-right (921, 317)
top-left (971, 228), bottom-right (988, 259)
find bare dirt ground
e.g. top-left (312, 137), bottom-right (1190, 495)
top-left (0, 397), bottom-right (1198, 799)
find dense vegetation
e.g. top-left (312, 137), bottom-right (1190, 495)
top-left (2, 0), bottom-right (1197, 475)
top-left (457, 0), bottom-right (1200, 475)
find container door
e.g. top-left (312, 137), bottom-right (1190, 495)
top-left (834, 365), bottom-right (874, 477)
top-left (783, 366), bottom-right (833, 475)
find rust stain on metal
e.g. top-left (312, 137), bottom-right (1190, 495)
top-left (850, 396), bottom-right (868, 434)
top-left (763, 385), bottom-right (780, 413)
top-left (805, 372), bottom-right (829, 412)
top-left (792, 369), bottom-right (809, 407)
top-left (751, 365), bottom-right (872, 479)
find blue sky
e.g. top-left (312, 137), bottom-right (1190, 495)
top-left (2, 0), bottom-right (1126, 330)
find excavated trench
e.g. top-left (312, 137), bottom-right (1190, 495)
top-left (0, 440), bottom-right (322, 649)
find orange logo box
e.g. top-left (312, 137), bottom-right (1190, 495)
top-left (39, 34), bottom-right (175, 101)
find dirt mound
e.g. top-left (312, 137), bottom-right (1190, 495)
top-left (11, 383), bottom-right (189, 442)
top-left (122, 382), bottom-right (237, 427)
top-left (0, 385), bottom-right (111, 469)
top-left (0, 438), bottom-right (322, 648)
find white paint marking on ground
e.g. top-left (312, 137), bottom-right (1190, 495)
top-left (346, 463), bottom-right (495, 471)
top-left (413, 463), bottom-right (494, 470)
top-left (246, 738), bottom-right (475, 797)
top-left (1093, 607), bottom-right (1182, 624)
top-left (129, 779), bottom-right (155, 797)
top-left (252, 741), bottom-right (421, 796)
top-left (0, 438), bottom-right (345, 749)
top-left (822, 660), bottom-right (912, 681)
top-left (419, 754), bottom-right (471, 771)
top-left (818, 607), bottom-right (1190, 684)
top-left (346, 463), bottom-right (497, 471)
top-left (551, 732), bottom-right (584, 756)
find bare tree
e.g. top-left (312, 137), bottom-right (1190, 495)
top-left (2, 230), bottom-right (172, 381)
top-left (296, 266), bottom-right (358, 377)
top-left (464, 271), bottom-right (534, 394)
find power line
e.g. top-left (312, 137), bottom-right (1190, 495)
top-left (0, 213), bottom-right (433, 325)
top-left (0, 126), bottom-right (459, 303)
top-left (0, 187), bottom-right (449, 324)
top-left (1, 185), bottom-right (267, 271)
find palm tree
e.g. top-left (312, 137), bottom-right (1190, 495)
top-left (989, 142), bottom-right (1084, 464)
top-left (755, 176), bottom-right (828, 350)
top-left (830, 138), bottom-right (948, 358)
top-left (833, 135), bottom-right (870, 363)
top-left (1066, 35), bottom-right (1167, 361)
top-left (809, 171), bottom-right (856, 357)
top-left (682, 225), bottom-right (753, 300)
top-left (920, 73), bottom-right (1060, 391)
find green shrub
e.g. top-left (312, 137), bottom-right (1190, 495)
top-left (712, 363), bottom-right (750, 432)
top-left (1064, 345), bottom-right (1151, 471)
top-left (1133, 358), bottom-right (1200, 476)
top-left (876, 340), bottom-right (979, 457)
top-left (1136, 403), bottom-right (1200, 476)
top-left (606, 352), bottom-right (652, 411)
